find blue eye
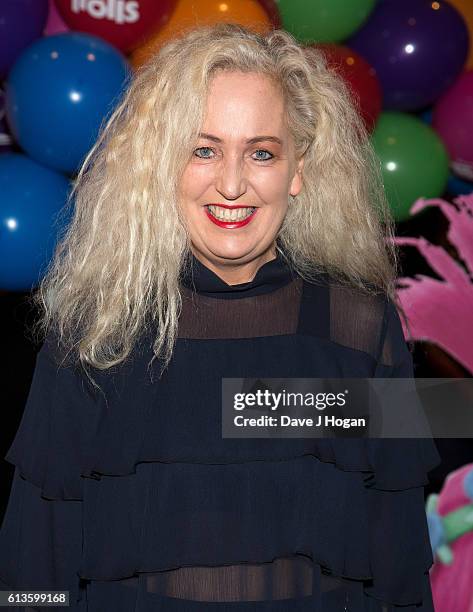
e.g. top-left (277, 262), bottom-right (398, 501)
top-left (253, 150), bottom-right (274, 162)
top-left (194, 147), bottom-right (214, 159)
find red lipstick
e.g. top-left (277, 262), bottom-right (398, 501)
top-left (205, 204), bottom-right (257, 229)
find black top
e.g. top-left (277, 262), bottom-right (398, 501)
top-left (0, 252), bottom-right (441, 611)
top-left (180, 251), bottom-right (297, 298)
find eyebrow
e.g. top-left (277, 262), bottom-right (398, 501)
top-left (199, 132), bottom-right (283, 145)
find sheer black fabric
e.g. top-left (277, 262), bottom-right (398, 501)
top-left (0, 251), bottom-right (441, 610)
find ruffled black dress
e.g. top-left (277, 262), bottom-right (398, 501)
top-left (0, 252), bottom-right (441, 611)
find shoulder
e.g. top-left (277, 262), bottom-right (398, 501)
top-left (34, 327), bottom-right (101, 395)
top-left (301, 273), bottom-right (390, 362)
top-left (37, 327), bottom-right (77, 370)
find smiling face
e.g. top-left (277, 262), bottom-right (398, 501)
top-left (178, 70), bottom-right (304, 284)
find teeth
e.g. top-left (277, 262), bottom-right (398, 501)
top-left (208, 205), bottom-right (255, 222)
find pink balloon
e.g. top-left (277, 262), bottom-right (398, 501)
top-left (433, 70), bottom-right (473, 181)
top-left (43, 0), bottom-right (69, 35)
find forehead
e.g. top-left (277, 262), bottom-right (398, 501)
top-left (202, 71), bottom-right (286, 136)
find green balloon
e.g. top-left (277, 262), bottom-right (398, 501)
top-left (276, 0), bottom-right (376, 43)
top-left (370, 112), bottom-right (449, 222)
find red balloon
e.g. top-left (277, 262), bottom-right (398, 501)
top-left (315, 43), bottom-right (382, 133)
top-left (54, 0), bottom-right (177, 52)
top-left (257, 0), bottom-right (281, 28)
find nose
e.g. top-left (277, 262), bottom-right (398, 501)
top-left (214, 154), bottom-right (248, 201)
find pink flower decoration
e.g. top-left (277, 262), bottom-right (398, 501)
top-left (392, 193), bottom-right (473, 374)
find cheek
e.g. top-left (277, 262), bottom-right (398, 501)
top-left (181, 165), bottom-right (213, 200)
top-left (255, 169), bottom-right (291, 198)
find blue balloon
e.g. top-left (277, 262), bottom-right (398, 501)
top-left (0, 153), bottom-right (71, 292)
top-left (5, 32), bottom-right (130, 174)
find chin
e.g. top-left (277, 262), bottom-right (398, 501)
top-left (202, 244), bottom-right (256, 263)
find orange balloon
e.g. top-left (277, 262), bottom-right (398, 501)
top-left (448, 0), bottom-right (473, 70)
top-left (131, 0), bottom-right (273, 69)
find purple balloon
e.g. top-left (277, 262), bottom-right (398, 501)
top-left (0, 0), bottom-right (49, 79)
top-left (348, 0), bottom-right (469, 111)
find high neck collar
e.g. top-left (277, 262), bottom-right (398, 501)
top-left (180, 251), bottom-right (297, 299)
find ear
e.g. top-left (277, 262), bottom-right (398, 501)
top-left (289, 156), bottom-right (304, 197)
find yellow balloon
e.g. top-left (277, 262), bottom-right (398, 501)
top-left (131, 0), bottom-right (273, 70)
top-left (448, 0), bottom-right (473, 70)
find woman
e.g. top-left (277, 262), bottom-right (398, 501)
top-left (0, 23), bottom-right (440, 611)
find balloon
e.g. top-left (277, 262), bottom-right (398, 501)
top-left (257, 0), bottom-right (281, 28)
top-left (131, 0), bottom-right (272, 70)
top-left (0, 153), bottom-right (71, 292)
top-left (5, 33), bottom-right (130, 175)
top-left (414, 104), bottom-right (473, 203)
top-left (54, 0), bottom-right (177, 53)
top-left (432, 70), bottom-right (473, 182)
top-left (0, 0), bottom-right (49, 79)
top-left (370, 112), bottom-right (449, 222)
top-left (315, 43), bottom-right (382, 132)
top-left (348, 0), bottom-right (469, 111)
top-left (448, 0), bottom-right (473, 70)
top-left (277, 0), bottom-right (376, 43)
top-left (44, 0), bottom-right (69, 35)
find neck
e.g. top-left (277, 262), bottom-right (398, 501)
top-left (190, 247), bottom-right (278, 286)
